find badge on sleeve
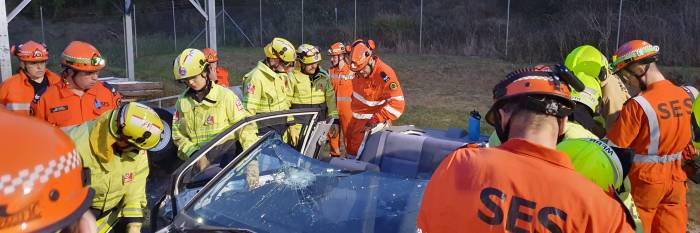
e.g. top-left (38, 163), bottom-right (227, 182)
top-left (390, 82), bottom-right (398, 90)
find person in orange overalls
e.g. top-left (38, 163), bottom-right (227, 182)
top-left (345, 39), bottom-right (405, 157)
top-left (33, 41), bottom-right (121, 131)
top-left (417, 65), bottom-right (635, 233)
top-left (202, 48), bottom-right (230, 87)
top-left (0, 41), bottom-right (61, 116)
top-left (607, 40), bottom-right (691, 233)
top-left (328, 42), bottom-right (353, 156)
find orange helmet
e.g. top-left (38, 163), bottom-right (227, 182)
top-left (349, 39), bottom-right (376, 72)
top-left (11, 40), bottom-right (48, 62)
top-left (328, 42), bottom-right (347, 56)
top-left (0, 110), bottom-right (93, 233)
top-left (485, 65), bottom-right (576, 126)
top-left (611, 40), bottom-right (659, 73)
top-left (202, 47), bottom-right (219, 62)
top-left (61, 41), bottom-right (106, 72)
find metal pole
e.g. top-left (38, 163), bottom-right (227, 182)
top-left (616, 0), bottom-right (623, 48)
top-left (124, 0), bottom-right (136, 81)
top-left (505, 0), bottom-right (510, 57)
top-left (301, 0), bottom-right (304, 43)
top-left (259, 0), bottom-right (263, 46)
top-left (419, 0), bottom-right (423, 54)
top-left (354, 0), bottom-right (357, 39)
top-left (0, 0), bottom-right (11, 81)
top-left (40, 6), bottom-right (45, 44)
top-left (172, 0), bottom-right (177, 51)
top-left (133, 3), bottom-right (138, 57)
top-left (207, 0), bottom-right (217, 50)
top-left (222, 0), bottom-right (225, 44)
top-left (335, 7), bottom-right (338, 26)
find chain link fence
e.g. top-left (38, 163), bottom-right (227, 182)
top-left (5, 0), bottom-right (700, 80)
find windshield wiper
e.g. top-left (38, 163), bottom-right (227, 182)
top-left (176, 225), bottom-right (256, 233)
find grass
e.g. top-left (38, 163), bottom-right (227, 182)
top-left (127, 46), bottom-right (700, 228)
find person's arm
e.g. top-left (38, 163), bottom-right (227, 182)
top-left (320, 71), bottom-right (339, 119)
top-left (0, 81), bottom-right (9, 106)
top-left (171, 99), bottom-right (198, 160)
top-left (373, 69), bottom-right (405, 122)
top-left (242, 75), bottom-right (263, 115)
top-left (227, 93), bottom-right (259, 149)
top-left (121, 152), bottom-right (149, 232)
top-left (601, 73), bottom-right (631, 130)
top-left (606, 100), bottom-right (642, 148)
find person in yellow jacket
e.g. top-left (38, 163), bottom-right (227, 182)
top-left (67, 102), bottom-right (171, 233)
top-left (242, 37), bottom-right (296, 135)
top-left (287, 44), bottom-right (339, 150)
top-left (171, 48), bottom-right (258, 161)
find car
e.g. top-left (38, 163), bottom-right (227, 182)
top-left (143, 92), bottom-right (488, 233)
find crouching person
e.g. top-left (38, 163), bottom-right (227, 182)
top-left (67, 102), bottom-right (170, 233)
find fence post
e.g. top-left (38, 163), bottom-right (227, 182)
top-left (172, 0), bottom-right (177, 51)
top-left (616, 0), bottom-right (623, 48)
top-left (419, 0), bottom-right (423, 54)
top-left (505, 0), bottom-right (510, 58)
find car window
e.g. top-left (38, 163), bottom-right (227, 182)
top-left (182, 135), bottom-right (428, 233)
top-left (174, 110), bottom-right (323, 203)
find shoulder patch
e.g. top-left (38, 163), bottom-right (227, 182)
top-left (102, 82), bottom-right (119, 96)
top-left (389, 82), bottom-right (398, 90)
top-left (380, 72), bottom-right (389, 82)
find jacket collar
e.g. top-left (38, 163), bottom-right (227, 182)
top-left (499, 138), bottom-right (574, 169)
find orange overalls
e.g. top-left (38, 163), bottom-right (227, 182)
top-left (215, 66), bottom-right (230, 87)
top-left (607, 80), bottom-right (691, 233)
top-left (329, 64), bottom-right (354, 156)
top-left (0, 69), bottom-right (61, 116)
top-left (417, 139), bottom-right (635, 233)
top-left (33, 81), bottom-right (121, 131)
top-left (346, 57), bottom-right (404, 156)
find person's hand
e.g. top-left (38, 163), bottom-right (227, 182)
top-left (126, 222), bottom-right (142, 233)
top-left (329, 124), bottom-right (339, 137)
top-left (363, 117), bottom-right (381, 132)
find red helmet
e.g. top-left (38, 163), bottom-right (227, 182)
top-left (349, 39), bottom-right (376, 72)
top-left (61, 41), bottom-right (106, 72)
top-left (202, 47), bottom-right (219, 62)
top-left (0, 110), bottom-right (93, 233)
top-left (611, 40), bottom-right (659, 73)
top-left (328, 42), bottom-right (347, 56)
top-left (11, 40), bottom-right (48, 62)
top-left (485, 65), bottom-right (575, 126)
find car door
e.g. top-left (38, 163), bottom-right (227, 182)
top-left (151, 108), bottom-right (325, 230)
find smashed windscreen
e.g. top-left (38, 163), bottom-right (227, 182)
top-left (183, 135), bottom-right (427, 233)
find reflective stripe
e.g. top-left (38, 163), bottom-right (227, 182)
top-left (682, 86), bottom-right (698, 100)
top-left (96, 208), bottom-right (120, 233)
top-left (390, 96), bottom-right (405, 101)
top-left (352, 112), bottom-right (373, 119)
top-left (632, 96), bottom-right (659, 155)
top-left (331, 74), bottom-right (354, 80)
top-left (5, 103), bottom-right (30, 111)
top-left (383, 105), bottom-right (402, 118)
top-left (353, 92), bottom-right (385, 106)
top-left (336, 97), bottom-right (352, 102)
top-left (634, 153), bottom-right (682, 163)
top-left (352, 92), bottom-right (405, 107)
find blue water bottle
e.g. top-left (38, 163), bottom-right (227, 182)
top-left (468, 110), bottom-right (481, 141)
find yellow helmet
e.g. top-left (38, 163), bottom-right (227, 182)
top-left (109, 102), bottom-right (171, 151)
top-left (264, 37), bottom-right (296, 62)
top-left (297, 44), bottom-right (322, 65)
top-left (173, 48), bottom-right (208, 80)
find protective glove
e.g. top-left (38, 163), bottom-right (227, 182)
top-left (126, 222), bottom-right (142, 233)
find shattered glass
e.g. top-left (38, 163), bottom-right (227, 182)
top-left (184, 135), bottom-right (428, 233)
